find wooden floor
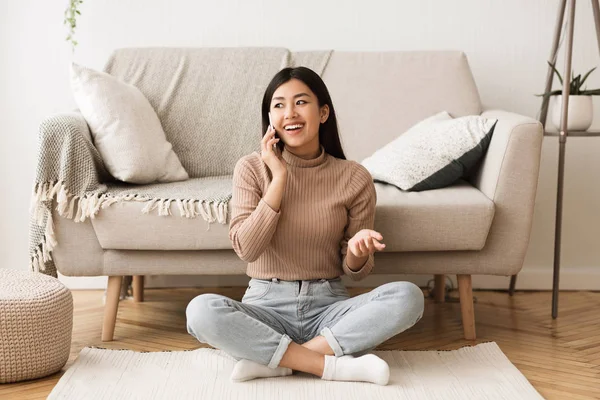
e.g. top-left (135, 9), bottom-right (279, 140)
top-left (1, 287), bottom-right (599, 399)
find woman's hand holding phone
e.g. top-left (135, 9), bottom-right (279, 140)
top-left (261, 112), bottom-right (287, 180)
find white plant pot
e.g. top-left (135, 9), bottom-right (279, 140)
top-left (551, 95), bottom-right (593, 131)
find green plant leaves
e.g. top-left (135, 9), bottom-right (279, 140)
top-left (535, 89), bottom-right (562, 98)
top-left (580, 67), bottom-right (597, 87)
top-left (548, 61), bottom-right (563, 86)
top-left (64, 0), bottom-right (84, 52)
top-left (571, 75), bottom-right (581, 95)
top-left (538, 62), bottom-right (600, 97)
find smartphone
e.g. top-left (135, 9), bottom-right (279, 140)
top-left (268, 112), bottom-right (279, 149)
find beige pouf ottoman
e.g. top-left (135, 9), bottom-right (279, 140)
top-left (0, 269), bottom-right (73, 383)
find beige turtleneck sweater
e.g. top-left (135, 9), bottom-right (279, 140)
top-left (228, 145), bottom-right (376, 281)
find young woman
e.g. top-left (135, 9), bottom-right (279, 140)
top-left (186, 67), bottom-right (424, 386)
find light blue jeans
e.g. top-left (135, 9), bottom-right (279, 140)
top-left (186, 277), bottom-right (424, 369)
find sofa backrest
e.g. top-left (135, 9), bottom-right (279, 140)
top-left (103, 48), bottom-right (482, 175)
top-left (321, 51), bottom-right (482, 162)
top-left (103, 47), bottom-right (334, 178)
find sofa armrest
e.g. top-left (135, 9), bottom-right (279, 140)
top-left (471, 110), bottom-right (543, 201)
top-left (465, 109), bottom-right (543, 273)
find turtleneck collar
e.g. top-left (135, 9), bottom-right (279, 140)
top-left (282, 145), bottom-right (328, 168)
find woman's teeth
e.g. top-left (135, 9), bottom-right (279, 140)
top-left (284, 124), bottom-right (304, 134)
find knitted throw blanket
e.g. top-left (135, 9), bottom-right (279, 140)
top-left (29, 48), bottom-right (333, 276)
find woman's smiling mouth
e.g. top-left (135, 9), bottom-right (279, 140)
top-left (283, 123), bottom-right (304, 135)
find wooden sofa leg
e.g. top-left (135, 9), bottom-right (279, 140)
top-left (457, 274), bottom-right (476, 340)
top-left (434, 274), bottom-right (445, 303)
top-left (133, 275), bottom-right (144, 302)
top-left (508, 275), bottom-right (517, 296)
top-left (102, 276), bottom-right (122, 342)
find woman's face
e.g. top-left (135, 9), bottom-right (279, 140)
top-left (269, 78), bottom-right (329, 155)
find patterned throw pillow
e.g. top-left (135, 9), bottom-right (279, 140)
top-left (361, 111), bottom-right (497, 191)
top-left (70, 63), bottom-right (189, 184)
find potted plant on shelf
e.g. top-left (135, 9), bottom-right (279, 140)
top-left (536, 62), bottom-right (600, 131)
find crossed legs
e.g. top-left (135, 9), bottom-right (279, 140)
top-left (277, 336), bottom-right (334, 376)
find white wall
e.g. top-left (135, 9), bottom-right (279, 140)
top-left (2, 0), bottom-right (599, 291)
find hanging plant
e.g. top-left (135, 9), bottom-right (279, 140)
top-left (64, 0), bottom-right (84, 51)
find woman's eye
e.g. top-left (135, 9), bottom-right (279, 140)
top-left (273, 100), bottom-right (307, 108)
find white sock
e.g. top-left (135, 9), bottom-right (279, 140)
top-left (321, 354), bottom-right (390, 385)
top-left (230, 359), bottom-right (293, 382)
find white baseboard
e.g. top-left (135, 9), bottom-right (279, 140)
top-left (58, 266), bottom-right (600, 291)
top-left (58, 274), bottom-right (108, 289)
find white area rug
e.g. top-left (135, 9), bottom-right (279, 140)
top-left (48, 342), bottom-right (544, 399)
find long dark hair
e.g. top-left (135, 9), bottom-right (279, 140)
top-left (261, 67), bottom-right (346, 160)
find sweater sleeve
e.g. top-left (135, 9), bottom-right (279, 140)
top-left (228, 157), bottom-right (281, 263)
top-left (340, 163), bottom-right (377, 281)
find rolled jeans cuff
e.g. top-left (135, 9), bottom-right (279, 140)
top-left (319, 327), bottom-right (344, 357)
top-left (268, 333), bottom-right (293, 369)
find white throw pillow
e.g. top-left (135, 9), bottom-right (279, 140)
top-left (70, 63), bottom-right (189, 184)
top-left (361, 111), bottom-right (497, 191)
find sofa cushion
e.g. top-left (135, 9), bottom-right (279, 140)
top-left (91, 178), bottom-right (494, 252)
top-left (90, 177), bottom-right (233, 251)
top-left (374, 179), bottom-right (495, 251)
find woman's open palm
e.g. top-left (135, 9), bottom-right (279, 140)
top-left (348, 229), bottom-right (386, 258)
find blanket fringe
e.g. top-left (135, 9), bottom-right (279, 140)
top-left (29, 180), bottom-right (229, 272)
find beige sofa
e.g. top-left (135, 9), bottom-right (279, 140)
top-left (44, 48), bottom-right (543, 342)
